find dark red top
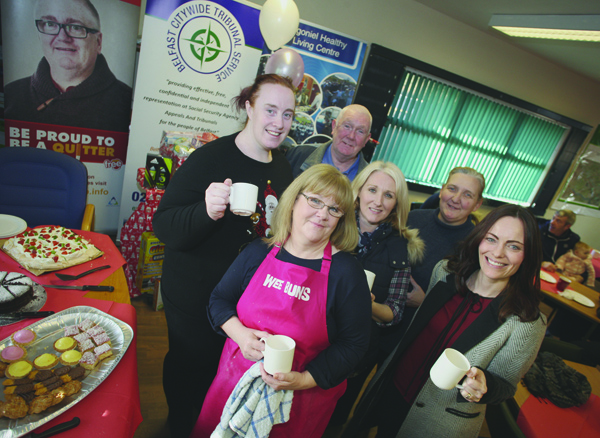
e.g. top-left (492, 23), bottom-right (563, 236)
top-left (394, 290), bottom-right (493, 403)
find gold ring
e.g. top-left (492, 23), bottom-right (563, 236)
top-left (465, 392), bottom-right (472, 400)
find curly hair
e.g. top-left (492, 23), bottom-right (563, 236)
top-left (446, 204), bottom-right (542, 322)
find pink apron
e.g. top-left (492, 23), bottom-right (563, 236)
top-left (192, 242), bottom-right (346, 437)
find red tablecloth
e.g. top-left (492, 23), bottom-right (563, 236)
top-left (517, 394), bottom-right (600, 438)
top-left (0, 230), bottom-right (126, 287)
top-left (0, 292), bottom-right (142, 437)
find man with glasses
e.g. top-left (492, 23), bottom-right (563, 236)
top-left (286, 104), bottom-right (372, 181)
top-left (4, 0), bottom-right (132, 132)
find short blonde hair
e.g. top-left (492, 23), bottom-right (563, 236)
top-left (266, 164), bottom-right (358, 252)
top-left (447, 167), bottom-right (486, 200)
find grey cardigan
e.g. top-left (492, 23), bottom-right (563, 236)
top-left (345, 260), bottom-right (546, 438)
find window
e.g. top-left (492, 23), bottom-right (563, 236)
top-left (353, 44), bottom-right (593, 215)
top-left (374, 68), bottom-right (569, 206)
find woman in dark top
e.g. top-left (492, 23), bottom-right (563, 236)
top-left (152, 74), bottom-right (296, 438)
top-left (329, 161), bottom-right (423, 427)
top-left (191, 164), bottom-right (371, 438)
top-left (344, 204), bottom-right (546, 438)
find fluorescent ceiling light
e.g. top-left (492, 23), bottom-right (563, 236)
top-left (489, 15), bottom-right (600, 42)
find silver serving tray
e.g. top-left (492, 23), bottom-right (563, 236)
top-left (0, 306), bottom-right (133, 437)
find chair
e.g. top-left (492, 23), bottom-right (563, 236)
top-left (0, 147), bottom-right (94, 231)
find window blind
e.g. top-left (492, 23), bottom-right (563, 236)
top-left (374, 68), bottom-right (569, 206)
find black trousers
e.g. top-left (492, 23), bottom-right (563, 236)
top-left (162, 289), bottom-right (225, 438)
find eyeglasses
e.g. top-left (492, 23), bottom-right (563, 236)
top-left (35, 20), bottom-right (99, 39)
top-left (300, 193), bottom-right (344, 218)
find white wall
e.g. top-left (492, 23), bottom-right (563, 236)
top-left (247, 0), bottom-right (600, 247)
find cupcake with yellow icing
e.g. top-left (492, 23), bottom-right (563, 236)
top-left (60, 349), bottom-right (83, 366)
top-left (6, 360), bottom-right (33, 379)
top-left (33, 353), bottom-right (58, 370)
top-left (53, 336), bottom-right (77, 353)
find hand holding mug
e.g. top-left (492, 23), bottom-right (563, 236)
top-left (206, 178), bottom-right (233, 220)
top-left (459, 367), bottom-right (487, 403)
top-left (259, 364), bottom-right (318, 391)
top-left (222, 318), bottom-right (270, 361)
top-left (237, 328), bottom-right (271, 361)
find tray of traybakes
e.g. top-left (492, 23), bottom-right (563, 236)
top-left (0, 306), bottom-right (133, 437)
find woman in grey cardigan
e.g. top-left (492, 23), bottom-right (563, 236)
top-left (343, 204), bottom-right (546, 438)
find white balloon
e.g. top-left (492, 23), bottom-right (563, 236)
top-left (259, 0), bottom-right (300, 51)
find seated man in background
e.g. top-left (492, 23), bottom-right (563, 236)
top-left (286, 104), bottom-right (371, 181)
top-left (540, 209), bottom-right (580, 271)
top-left (542, 210), bottom-right (598, 341)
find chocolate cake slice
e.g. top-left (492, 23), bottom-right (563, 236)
top-left (0, 272), bottom-right (34, 313)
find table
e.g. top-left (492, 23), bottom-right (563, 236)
top-left (540, 270), bottom-right (600, 340)
top-left (515, 360), bottom-right (600, 438)
top-left (89, 266), bottom-right (131, 305)
top-left (0, 231), bottom-right (142, 437)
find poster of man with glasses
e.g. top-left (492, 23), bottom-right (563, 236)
top-left (3, 0), bottom-right (135, 132)
top-left (1, 0), bottom-right (140, 233)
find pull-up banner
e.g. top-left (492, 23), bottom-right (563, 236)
top-left (117, 0), bottom-right (264, 235)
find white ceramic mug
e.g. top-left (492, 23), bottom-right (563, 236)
top-left (260, 335), bottom-right (296, 375)
top-left (364, 270), bottom-right (376, 291)
top-left (430, 348), bottom-right (471, 390)
top-left (230, 183), bottom-right (258, 216)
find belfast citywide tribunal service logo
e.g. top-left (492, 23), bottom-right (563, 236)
top-left (166, 1), bottom-right (245, 80)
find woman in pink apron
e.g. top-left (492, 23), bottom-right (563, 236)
top-left (192, 164), bottom-right (372, 437)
